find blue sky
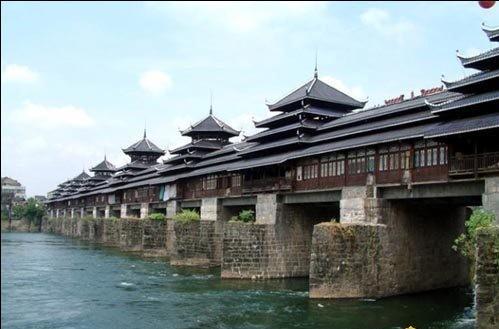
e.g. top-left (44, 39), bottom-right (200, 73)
top-left (1, 1), bottom-right (498, 196)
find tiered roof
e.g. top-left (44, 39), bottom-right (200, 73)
top-left (47, 24), bottom-right (499, 203)
top-left (267, 69), bottom-right (366, 111)
top-left (90, 156), bottom-right (116, 173)
top-left (165, 106), bottom-right (239, 166)
top-left (122, 130), bottom-right (164, 155)
top-left (426, 24), bottom-right (499, 137)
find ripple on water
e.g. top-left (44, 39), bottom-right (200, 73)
top-left (1, 233), bottom-right (477, 329)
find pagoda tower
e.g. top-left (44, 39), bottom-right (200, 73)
top-left (165, 105), bottom-right (240, 165)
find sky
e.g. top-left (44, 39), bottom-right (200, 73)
top-left (1, 1), bottom-right (498, 196)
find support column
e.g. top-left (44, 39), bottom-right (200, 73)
top-left (105, 205), bottom-right (110, 219)
top-left (255, 194), bottom-right (282, 224)
top-left (340, 186), bottom-right (385, 224)
top-left (166, 200), bottom-right (179, 219)
top-left (71, 208), bottom-right (75, 219)
top-left (56, 209), bottom-right (59, 218)
top-left (200, 197), bottom-right (229, 221)
top-left (483, 176), bottom-right (499, 224)
top-left (80, 207), bottom-right (84, 218)
top-left (92, 207), bottom-right (97, 219)
top-left (140, 203), bottom-right (149, 219)
top-left (120, 204), bottom-right (127, 219)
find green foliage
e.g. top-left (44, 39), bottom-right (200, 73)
top-left (12, 204), bottom-right (25, 220)
top-left (453, 208), bottom-right (495, 275)
top-left (1, 210), bottom-right (8, 221)
top-left (230, 209), bottom-right (255, 223)
top-left (172, 209), bottom-right (200, 223)
top-left (23, 198), bottom-right (46, 225)
top-left (148, 213), bottom-right (166, 221)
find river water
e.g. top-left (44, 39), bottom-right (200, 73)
top-left (1, 233), bottom-right (475, 329)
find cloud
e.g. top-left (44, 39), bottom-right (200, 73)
top-left (360, 8), bottom-right (417, 43)
top-left (139, 70), bottom-right (173, 94)
top-left (1, 64), bottom-right (39, 83)
top-left (147, 1), bottom-right (327, 32)
top-left (10, 101), bottom-right (95, 128)
top-left (321, 76), bottom-right (367, 101)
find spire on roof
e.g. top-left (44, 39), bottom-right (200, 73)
top-left (314, 49), bottom-right (318, 79)
top-left (143, 128), bottom-right (147, 139)
top-left (210, 91), bottom-right (213, 115)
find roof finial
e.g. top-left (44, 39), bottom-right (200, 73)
top-left (104, 153), bottom-right (107, 161)
top-left (144, 120), bottom-right (147, 139)
top-left (314, 48), bottom-right (318, 79)
top-left (210, 90), bottom-right (213, 115)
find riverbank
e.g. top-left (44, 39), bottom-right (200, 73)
top-left (1, 219), bottom-right (38, 232)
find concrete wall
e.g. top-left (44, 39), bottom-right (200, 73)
top-left (119, 218), bottom-right (144, 251)
top-left (475, 226), bottom-right (499, 329)
top-left (309, 202), bottom-right (469, 298)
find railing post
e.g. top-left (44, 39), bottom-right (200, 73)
top-left (474, 143), bottom-right (478, 179)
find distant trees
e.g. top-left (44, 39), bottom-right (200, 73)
top-left (9, 198), bottom-right (46, 231)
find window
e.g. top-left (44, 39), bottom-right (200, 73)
top-left (202, 175), bottom-right (218, 190)
top-left (367, 150), bottom-right (375, 172)
top-left (401, 148), bottom-right (411, 169)
top-left (231, 174), bottom-right (241, 187)
top-left (303, 163), bottom-right (318, 180)
top-left (296, 166), bottom-right (303, 181)
top-left (439, 146), bottom-right (448, 165)
top-left (414, 140), bottom-right (447, 168)
top-left (348, 150), bottom-right (368, 174)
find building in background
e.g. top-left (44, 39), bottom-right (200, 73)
top-left (1, 177), bottom-right (26, 213)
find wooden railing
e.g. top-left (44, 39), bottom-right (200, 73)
top-left (242, 177), bottom-right (292, 194)
top-left (449, 152), bottom-right (499, 175)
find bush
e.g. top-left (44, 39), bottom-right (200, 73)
top-left (453, 207), bottom-right (495, 279)
top-left (230, 209), bottom-right (255, 223)
top-left (148, 213), bottom-right (166, 221)
top-left (172, 209), bottom-right (200, 223)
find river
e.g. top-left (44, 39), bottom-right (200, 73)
top-left (1, 232), bottom-right (475, 329)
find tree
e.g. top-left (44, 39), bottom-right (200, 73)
top-left (23, 198), bottom-right (46, 231)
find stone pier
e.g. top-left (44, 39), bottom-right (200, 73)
top-left (104, 205), bottom-right (110, 219)
top-left (222, 194), bottom-right (323, 279)
top-left (309, 189), bottom-right (469, 299)
top-left (483, 176), bottom-right (499, 224)
top-left (475, 226), bottom-right (499, 329)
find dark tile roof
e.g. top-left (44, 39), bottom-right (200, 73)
top-left (122, 130), bottom-right (165, 155)
top-left (442, 69), bottom-right (499, 91)
top-left (163, 152), bottom-right (205, 164)
top-left (429, 90), bottom-right (499, 114)
top-left (115, 161), bottom-right (150, 171)
top-left (254, 105), bottom-right (344, 128)
top-left (318, 91), bottom-right (458, 131)
top-left (424, 112), bottom-right (499, 138)
top-left (457, 47), bottom-right (499, 70)
top-left (310, 110), bottom-right (437, 144)
top-left (245, 119), bottom-right (320, 142)
top-left (483, 24), bottom-right (499, 42)
top-left (181, 115), bottom-right (239, 137)
top-left (267, 77), bottom-right (365, 111)
top-left (169, 139), bottom-right (226, 154)
top-left (73, 171), bottom-right (91, 181)
top-left (90, 157), bottom-right (116, 172)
